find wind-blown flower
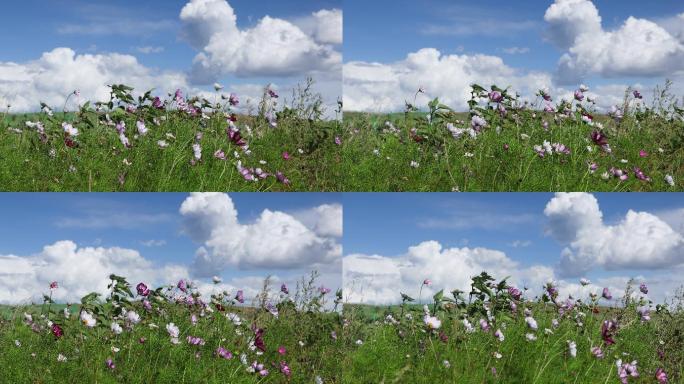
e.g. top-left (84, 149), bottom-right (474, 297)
top-left (590, 131), bottom-right (608, 147)
top-left (494, 329), bottom-right (504, 342)
top-left (424, 315), bottom-right (442, 330)
top-left (80, 311), bottom-right (96, 328)
top-left (580, 278), bottom-right (591, 286)
top-left (280, 283), bottom-right (289, 295)
top-left (591, 346), bottom-right (604, 359)
top-left (235, 290), bottom-right (244, 303)
top-left (633, 167), bottom-right (651, 182)
top-left (136, 120), bottom-right (147, 136)
top-left (177, 279), bottom-right (187, 293)
top-left (51, 323), bottom-right (63, 339)
top-left (216, 346), bottom-right (233, 360)
top-left (166, 322), bottom-right (180, 344)
top-left (602, 288), bottom-right (612, 300)
top-left (574, 89), bottom-right (584, 101)
top-left (471, 115), bottom-right (487, 131)
top-left (508, 286), bottom-right (522, 300)
top-left (525, 316), bottom-right (538, 331)
top-left (655, 368), bottom-right (668, 383)
top-left (665, 175), bottom-right (675, 186)
top-left (50, 281), bottom-right (58, 290)
top-left (126, 310), bottom-right (140, 325)
top-left (212, 276), bottom-right (222, 284)
top-left (617, 360), bottom-right (639, 384)
top-left (479, 318), bottom-right (490, 332)
top-left (639, 283), bottom-right (648, 294)
top-left (105, 358), bottom-right (115, 370)
top-left (136, 282), bottom-right (149, 296)
top-left (111, 322), bottom-right (123, 335)
top-left (638, 308), bottom-right (651, 322)
top-left (228, 93), bottom-right (239, 106)
top-left (601, 319), bottom-right (617, 345)
top-left (633, 90), bottom-right (643, 99)
top-left (186, 335), bottom-right (206, 345)
top-left (488, 91), bottom-right (503, 103)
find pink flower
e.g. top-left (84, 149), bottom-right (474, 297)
top-left (228, 93), bottom-right (239, 106)
top-left (574, 89), bottom-right (584, 101)
top-left (282, 151), bottom-right (290, 160)
top-left (235, 290), bottom-right (244, 303)
top-left (655, 368), bottom-right (668, 383)
top-left (278, 346), bottom-right (286, 355)
top-left (334, 136), bottom-right (342, 146)
top-left (214, 149), bottom-right (227, 160)
top-left (49, 281), bottom-right (58, 290)
top-left (136, 282), bottom-right (149, 296)
top-left (216, 346), bottom-right (233, 360)
top-left (105, 358), bottom-right (115, 370)
top-left (633, 167), bottom-right (651, 182)
top-left (51, 323), bottom-right (63, 339)
top-left (423, 279), bottom-right (431, 286)
top-left (280, 361), bottom-right (291, 376)
top-left (602, 287), bottom-right (612, 300)
top-left (275, 171), bottom-right (290, 186)
top-left (617, 360), bottom-right (639, 384)
top-left (488, 91), bottom-right (503, 103)
top-left (591, 346), bottom-right (604, 359)
top-left (177, 279), bottom-right (187, 293)
top-left (639, 150), bottom-right (648, 157)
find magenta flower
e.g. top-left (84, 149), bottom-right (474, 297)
top-left (235, 290), bottom-right (244, 303)
top-left (49, 281), bottom-right (58, 290)
top-left (601, 319), bottom-right (617, 345)
top-left (479, 318), bottom-right (490, 332)
top-left (488, 91), bottom-right (503, 103)
top-left (186, 335), bottom-right (206, 345)
top-left (51, 323), bottom-right (63, 339)
top-left (280, 283), bottom-right (289, 294)
top-left (334, 136), bottom-right (342, 146)
top-left (423, 279), bottom-right (431, 286)
top-left (105, 358), bottom-right (115, 370)
top-left (282, 151), bottom-right (290, 160)
top-left (574, 89), bottom-right (584, 101)
top-left (139, 337), bottom-right (146, 344)
top-left (639, 150), bottom-right (648, 157)
top-left (319, 286), bottom-right (331, 294)
top-left (136, 282), bottom-right (149, 297)
top-left (278, 346), bottom-right (286, 355)
top-left (216, 346), bottom-right (233, 360)
top-left (254, 327), bottom-right (266, 352)
top-left (268, 89), bottom-right (279, 98)
top-left (275, 171), bottom-right (290, 186)
top-left (590, 131), bottom-right (608, 147)
top-left (177, 279), bottom-right (187, 293)
top-left (591, 346), bottom-right (604, 359)
top-left (633, 167), bottom-right (651, 182)
top-left (655, 368), bottom-right (668, 383)
top-left (508, 286), bottom-right (522, 300)
top-left (152, 97), bottom-right (164, 109)
top-left (633, 90), bottom-right (643, 99)
top-left (618, 360), bottom-right (639, 384)
top-left (278, 361), bottom-right (291, 376)
top-left (602, 287), bottom-right (612, 300)
top-left (228, 93), bottom-right (239, 106)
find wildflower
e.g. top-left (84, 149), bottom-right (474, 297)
top-left (157, 140), bottom-right (169, 148)
top-left (665, 175), bottom-right (675, 186)
top-left (423, 279), bottom-right (431, 286)
top-left (253, 327), bottom-right (266, 352)
top-left (638, 308), bottom-right (651, 322)
top-left (166, 322), bottom-right (180, 344)
top-left (227, 312), bottom-right (242, 326)
top-left (229, 93), bottom-right (239, 106)
top-left (633, 90), bottom-right (642, 99)
top-left (235, 290), bottom-right (244, 303)
top-left (280, 283), bottom-right (289, 294)
top-left (580, 278), bottom-right (591, 286)
top-left (602, 288), bottom-right (612, 300)
top-left (633, 167), bottom-right (651, 182)
top-left (217, 346), bottom-right (233, 360)
top-left (489, 91), bottom-right (503, 103)
top-left (574, 89), bottom-right (584, 101)
top-left (591, 346), bottom-right (604, 358)
top-left (213, 149), bottom-right (227, 160)
top-left (57, 354), bottom-right (67, 362)
top-left (494, 329), bottom-right (504, 342)
top-left (410, 160), bottom-right (419, 168)
top-left (655, 368), bottom-right (668, 383)
top-left (278, 346), bottom-right (286, 355)
top-left (50, 281), bottom-right (58, 289)
top-left (136, 120), bottom-right (147, 136)
top-left (111, 322), bottom-right (123, 335)
top-left (212, 276), bottom-right (222, 284)
top-left (111, 346), bottom-right (120, 353)
top-left (280, 361), bottom-right (291, 376)
top-left (479, 318), bottom-right (490, 332)
top-left (471, 115), bottom-right (487, 130)
top-left (319, 285), bottom-right (331, 294)
top-left (187, 335), bottom-right (206, 345)
top-left (355, 339), bottom-right (363, 345)
top-left (177, 279), bottom-right (187, 293)
top-left (590, 131), bottom-right (608, 147)
top-left (508, 286), bottom-right (522, 300)
top-left (424, 314), bottom-right (442, 330)
top-left (567, 340), bottom-right (577, 358)
top-left (601, 319), bottom-right (617, 345)
top-left (105, 358), bottom-right (115, 370)
top-left (15, 340), bottom-right (21, 347)
top-left (462, 318), bottom-right (475, 333)
top-left (136, 282), bottom-right (149, 296)
top-left (335, 136), bottom-right (342, 146)
top-left (213, 83), bottom-right (223, 91)
top-left (617, 360), bottom-right (639, 384)
top-left (639, 150), bottom-right (648, 157)
top-left (51, 323), bottom-right (64, 339)
top-left (139, 337), bottom-right (146, 344)
top-left (152, 97), bottom-right (164, 109)
top-left (80, 311), bottom-right (97, 328)
top-left (639, 283), bottom-right (648, 294)
top-left (192, 143), bottom-right (202, 161)
top-left (143, 300), bottom-right (152, 311)
top-left (526, 333), bottom-right (537, 341)
top-left (525, 316), bottom-right (538, 331)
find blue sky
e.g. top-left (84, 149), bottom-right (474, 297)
top-left (343, 193), bottom-right (684, 304)
top-left (0, 193), bottom-right (342, 304)
top-left (0, 0), bottom-right (342, 113)
top-left (343, 0), bottom-right (684, 111)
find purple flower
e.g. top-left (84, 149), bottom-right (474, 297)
top-left (602, 287), bottom-right (612, 300)
top-left (574, 89), bottom-right (584, 101)
top-left (601, 319), bottom-right (617, 345)
top-left (639, 283), bottom-right (648, 294)
top-left (216, 346), bottom-right (233, 360)
top-left (268, 89), bottom-right (279, 98)
top-left (275, 171), bottom-right (290, 186)
top-left (280, 361), bottom-right (291, 377)
top-left (639, 308), bottom-right (651, 322)
top-left (186, 335), bottom-right (206, 345)
top-left (50, 281), bottom-right (59, 290)
top-left (282, 151), bottom-right (290, 160)
top-left (655, 368), bottom-right (668, 383)
top-left (51, 323), bottom-right (63, 339)
top-left (591, 346), bottom-right (604, 359)
top-left (280, 283), bottom-right (289, 295)
top-left (235, 290), bottom-right (244, 304)
top-left (488, 91), bottom-right (503, 103)
top-left (136, 282), bottom-right (149, 297)
top-left (479, 318), bottom-right (490, 332)
top-left (334, 136), bottom-right (342, 146)
top-left (633, 90), bottom-right (642, 99)
top-left (319, 286), bottom-right (331, 294)
top-left (143, 300), bottom-right (152, 311)
top-left (228, 93), bottom-right (239, 106)
top-left (253, 327), bottom-right (266, 352)
top-left (508, 286), bottom-right (522, 300)
top-left (152, 97), bottom-right (164, 109)
top-left (617, 360), bottom-right (639, 384)
top-left (633, 167), bottom-right (651, 182)
top-left (105, 358), bottom-right (115, 370)
top-left (177, 279), bottom-right (187, 293)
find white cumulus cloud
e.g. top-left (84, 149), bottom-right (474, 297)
top-left (179, 193), bottom-right (342, 276)
top-left (545, 193), bottom-right (684, 277)
top-left (179, 0), bottom-right (342, 84)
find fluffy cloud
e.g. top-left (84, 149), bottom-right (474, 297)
top-left (291, 204), bottom-right (343, 238)
top-left (179, 193), bottom-right (342, 276)
top-left (545, 193), bottom-right (684, 277)
top-left (180, 0), bottom-right (341, 83)
top-left (343, 241), bottom-right (555, 305)
top-left (344, 48), bottom-right (553, 112)
top-left (0, 48), bottom-right (188, 112)
top-left (544, 0), bottom-right (684, 84)
top-left (0, 241), bottom-right (188, 304)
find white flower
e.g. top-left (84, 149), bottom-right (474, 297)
top-left (213, 83), bottom-right (224, 91)
top-left (80, 311), bottom-right (97, 328)
top-left (315, 376), bottom-right (323, 384)
top-left (299, 340), bottom-right (305, 347)
top-left (423, 315), bottom-right (442, 330)
top-left (125, 310), bottom-right (141, 325)
top-left (166, 322), bottom-right (180, 343)
top-left (568, 340), bottom-right (577, 357)
top-left (493, 352), bottom-right (502, 359)
top-left (57, 354), bottom-right (67, 362)
top-left (227, 313), bottom-right (242, 326)
top-left (620, 159), bottom-right (628, 163)
top-left (552, 319), bottom-right (560, 329)
top-left (526, 333), bottom-right (537, 341)
top-left (110, 322), bottom-right (123, 335)
top-left (136, 120), bottom-right (148, 135)
top-left (14, 340), bottom-right (21, 347)
top-left (111, 346), bottom-right (120, 353)
top-left (494, 329), bottom-right (505, 342)
top-left (545, 328), bottom-right (554, 335)
top-left (192, 143), bottom-right (202, 160)
top-left (410, 160), bottom-right (419, 168)
top-left (355, 339), bottom-right (363, 345)
top-left (525, 316), bottom-right (538, 330)
top-left (157, 140), bottom-right (169, 148)
top-left (665, 174), bottom-right (675, 187)
top-left (520, 133), bottom-right (530, 140)
top-left (373, 149), bottom-right (380, 156)
top-left (63, 308), bottom-right (70, 319)
top-left (443, 360), bottom-right (451, 368)
top-left (462, 318), bottom-right (475, 333)
top-left (464, 152), bottom-right (474, 158)
top-left (580, 278), bottom-right (591, 286)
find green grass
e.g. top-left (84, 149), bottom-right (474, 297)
top-left (341, 298), bottom-right (683, 383)
top-left (338, 101), bottom-right (684, 192)
top-left (0, 276), bottom-right (342, 383)
top-left (0, 112), bottom-right (344, 191)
